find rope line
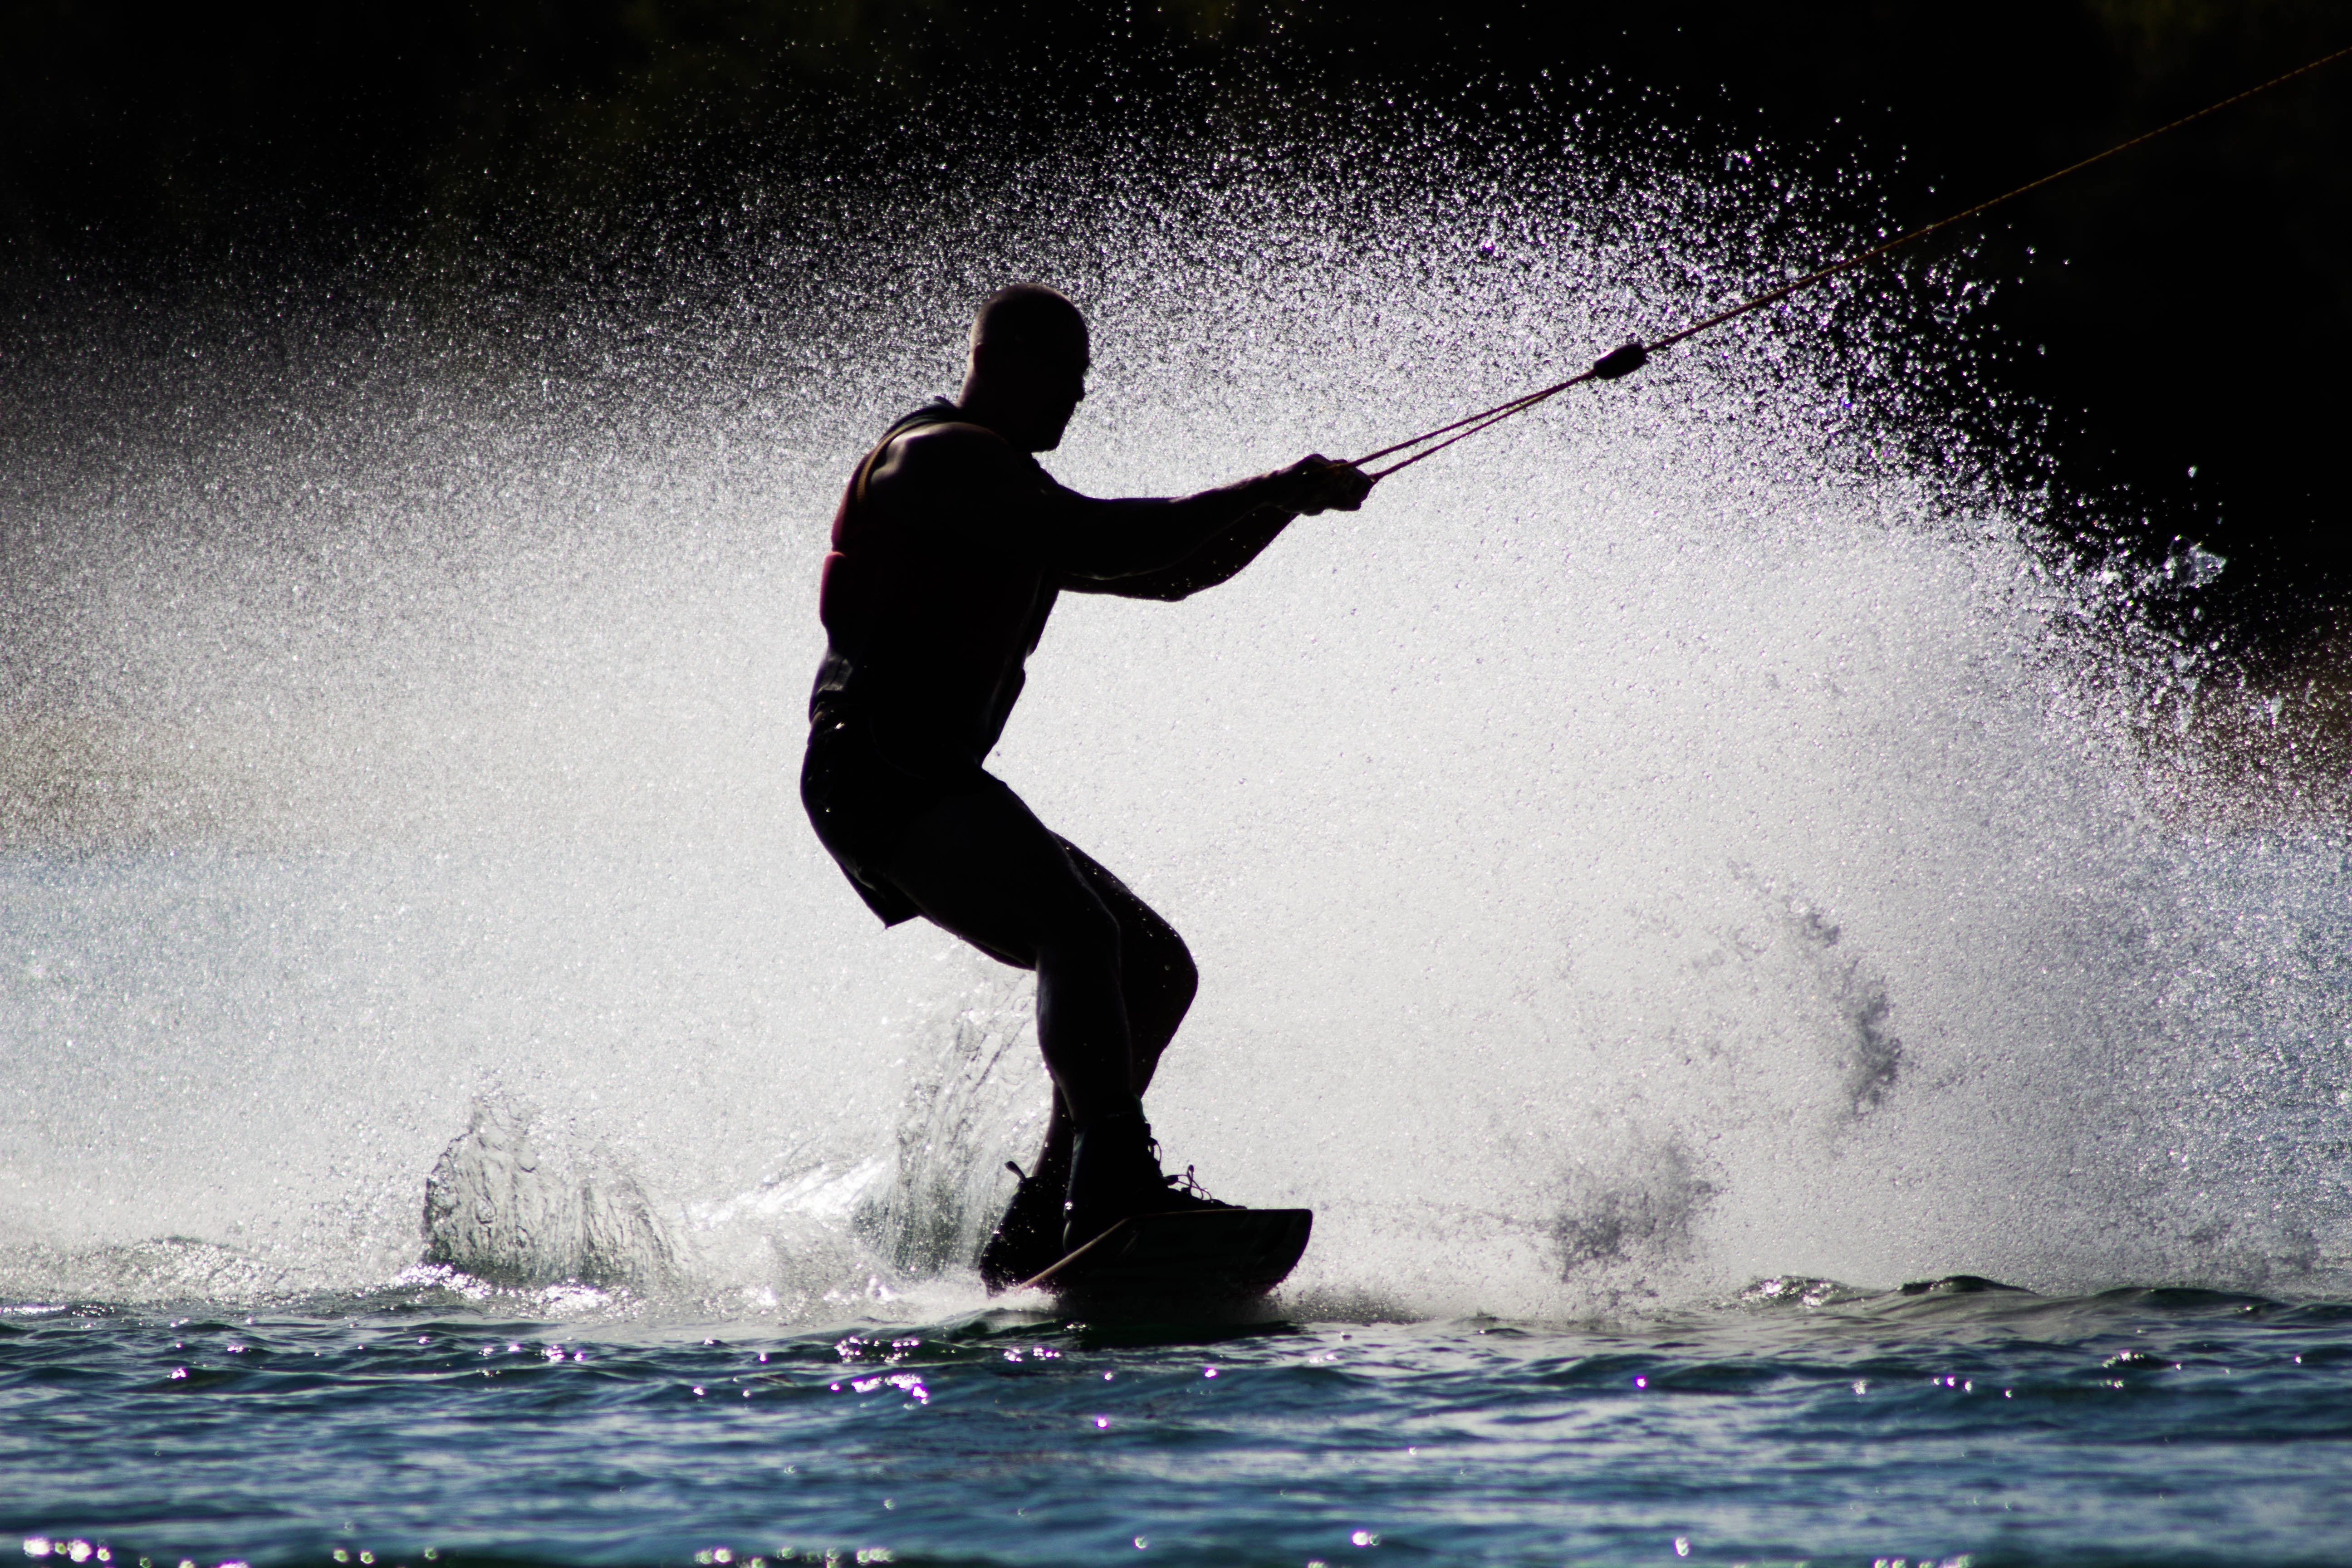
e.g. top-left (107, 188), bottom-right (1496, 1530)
top-left (1353, 41), bottom-right (2352, 481)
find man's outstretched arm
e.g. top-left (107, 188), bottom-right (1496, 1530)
top-left (1058, 501), bottom-right (1298, 602)
top-left (1049, 456), bottom-right (1368, 589)
top-left (872, 424), bottom-right (1366, 582)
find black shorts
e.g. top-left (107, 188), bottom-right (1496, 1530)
top-left (800, 712), bottom-right (1006, 926)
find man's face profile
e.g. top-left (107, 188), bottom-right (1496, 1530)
top-left (1022, 342), bottom-right (1089, 451)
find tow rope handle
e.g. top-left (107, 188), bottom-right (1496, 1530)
top-left (1590, 342), bottom-right (1648, 381)
top-left (1354, 340), bottom-right (1649, 481)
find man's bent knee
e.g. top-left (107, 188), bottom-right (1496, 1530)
top-left (1150, 943), bottom-right (1199, 1020)
top-left (1037, 886), bottom-right (1123, 974)
top-left (1123, 916), bottom-right (1196, 1009)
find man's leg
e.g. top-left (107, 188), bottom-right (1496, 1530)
top-left (1062, 842), bottom-right (1200, 1097)
top-left (882, 789), bottom-right (1216, 1274)
top-left (1029, 842), bottom-right (1196, 1176)
top-left (1030, 854), bottom-right (1227, 1248)
top-left (884, 789), bottom-right (1146, 1283)
top-left (882, 788), bottom-right (1137, 1131)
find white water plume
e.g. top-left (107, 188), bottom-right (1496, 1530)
top-left (2, 111), bottom-right (2346, 1320)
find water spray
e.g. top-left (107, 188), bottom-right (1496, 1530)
top-left (1353, 42), bottom-right (2352, 481)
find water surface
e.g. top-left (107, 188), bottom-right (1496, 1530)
top-left (10, 1280), bottom-right (2352, 1567)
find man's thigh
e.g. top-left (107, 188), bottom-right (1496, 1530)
top-left (880, 784), bottom-right (1109, 970)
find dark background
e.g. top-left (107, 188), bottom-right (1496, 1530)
top-left (6, 0), bottom-right (2347, 665)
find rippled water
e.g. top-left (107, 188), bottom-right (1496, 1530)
top-left (9, 1281), bottom-right (2352, 1568)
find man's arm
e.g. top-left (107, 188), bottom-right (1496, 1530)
top-left (1059, 503), bottom-right (1297, 601)
top-left (870, 421), bottom-right (1365, 581)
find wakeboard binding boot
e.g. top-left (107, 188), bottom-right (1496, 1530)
top-left (976, 1144), bottom-right (1073, 1293)
top-left (1060, 1108), bottom-right (1235, 1258)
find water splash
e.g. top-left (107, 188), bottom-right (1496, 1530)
top-left (1, 100), bottom-right (2345, 1322)
top-left (421, 1099), bottom-right (677, 1290)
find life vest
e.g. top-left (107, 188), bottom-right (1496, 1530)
top-left (810, 402), bottom-right (1062, 765)
top-left (818, 402), bottom-right (961, 647)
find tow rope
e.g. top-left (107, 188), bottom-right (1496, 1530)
top-left (1352, 43), bottom-right (2352, 481)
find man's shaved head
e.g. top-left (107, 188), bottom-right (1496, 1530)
top-left (970, 284), bottom-right (1088, 364)
top-left (960, 284), bottom-right (1090, 452)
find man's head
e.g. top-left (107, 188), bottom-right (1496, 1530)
top-left (959, 284), bottom-right (1089, 452)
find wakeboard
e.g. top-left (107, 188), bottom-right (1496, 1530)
top-left (1015, 1207), bottom-right (1313, 1308)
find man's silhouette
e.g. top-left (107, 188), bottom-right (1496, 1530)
top-left (803, 283), bottom-right (1370, 1289)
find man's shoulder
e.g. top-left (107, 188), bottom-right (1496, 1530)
top-left (887, 417), bottom-right (1009, 464)
top-left (870, 408), bottom-right (1040, 499)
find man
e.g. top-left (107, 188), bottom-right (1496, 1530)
top-left (803, 283), bottom-right (1371, 1290)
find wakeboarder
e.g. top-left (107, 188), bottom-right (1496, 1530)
top-left (802, 284), bottom-right (1370, 1290)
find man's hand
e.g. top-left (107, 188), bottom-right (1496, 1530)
top-left (1272, 455), bottom-right (1373, 515)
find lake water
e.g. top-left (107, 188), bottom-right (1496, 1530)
top-left (8, 1279), bottom-right (2352, 1566)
